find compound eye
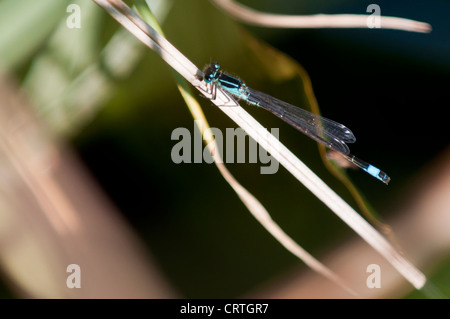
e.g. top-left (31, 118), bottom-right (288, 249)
top-left (212, 62), bottom-right (220, 71)
top-left (204, 69), bottom-right (214, 83)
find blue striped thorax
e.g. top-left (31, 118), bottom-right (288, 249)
top-left (203, 62), bottom-right (248, 98)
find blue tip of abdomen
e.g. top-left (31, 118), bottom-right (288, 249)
top-left (365, 165), bottom-right (390, 184)
top-left (366, 165), bottom-right (380, 177)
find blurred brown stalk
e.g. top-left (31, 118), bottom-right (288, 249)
top-left (0, 74), bottom-right (176, 298)
top-left (249, 148), bottom-right (450, 298)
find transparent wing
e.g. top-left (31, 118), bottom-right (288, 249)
top-left (246, 88), bottom-right (355, 155)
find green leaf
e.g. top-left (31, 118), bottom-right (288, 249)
top-left (0, 0), bottom-right (66, 70)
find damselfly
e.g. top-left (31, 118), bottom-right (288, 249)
top-left (203, 62), bottom-right (390, 184)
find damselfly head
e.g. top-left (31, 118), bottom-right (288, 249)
top-left (203, 62), bottom-right (221, 83)
top-left (211, 62), bottom-right (220, 71)
top-left (203, 68), bottom-right (215, 83)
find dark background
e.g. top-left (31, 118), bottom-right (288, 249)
top-left (72, 0), bottom-right (450, 297)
